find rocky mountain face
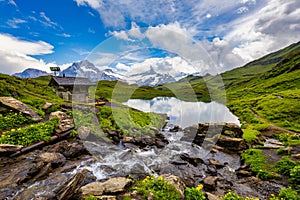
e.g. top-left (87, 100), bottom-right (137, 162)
top-left (13, 68), bottom-right (49, 78)
top-left (59, 60), bottom-right (125, 82)
top-left (126, 66), bottom-right (177, 86)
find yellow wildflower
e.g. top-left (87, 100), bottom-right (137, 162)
top-left (196, 184), bottom-right (203, 191)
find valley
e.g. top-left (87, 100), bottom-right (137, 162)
top-left (0, 41), bottom-right (300, 199)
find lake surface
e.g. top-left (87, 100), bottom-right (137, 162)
top-left (123, 97), bottom-right (240, 128)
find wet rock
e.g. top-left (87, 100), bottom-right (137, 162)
top-left (49, 111), bottom-right (74, 133)
top-left (209, 158), bottom-right (224, 168)
top-left (161, 174), bottom-right (186, 198)
top-left (236, 170), bottom-right (252, 177)
top-left (292, 153), bottom-right (300, 159)
top-left (39, 152), bottom-right (66, 166)
top-left (234, 177), bottom-right (283, 199)
top-left (206, 165), bottom-right (217, 175)
top-left (44, 139), bottom-right (88, 159)
top-left (0, 96), bottom-right (42, 121)
top-left (97, 195), bottom-right (117, 200)
top-left (182, 123), bottom-right (243, 147)
top-left (169, 125), bottom-right (181, 132)
top-left (55, 171), bottom-right (85, 200)
top-left (263, 139), bottom-right (284, 149)
top-left (42, 102), bottom-right (54, 110)
top-left (80, 177), bottom-right (132, 197)
top-left (216, 136), bottom-right (246, 151)
top-left (203, 176), bottom-right (218, 191)
top-left (0, 144), bottom-right (22, 156)
top-left (206, 192), bottom-right (221, 200)
top-left (77, 126), bottom-right (91, 139)
top-left (180, 153), bottom-right (204, 167)
top-left (123, 134), bottom-right (168, 149)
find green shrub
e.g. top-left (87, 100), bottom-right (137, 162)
top-left (242, 129), bottom-right (261, 143)
top-left (184, 184), bottom-right (206, 200)
top-left (0, 117), bottom-right (58, 146)
top-left (278, 187), bottom-right (299, 200)
top-left (257, 169), bottom-right (281, 180)
top-left (275, 156), bottom-right (297, 176)
top-left (84, 195), bottom-right (97, 200)
top-left (290, 165), bottom-right (300, 190)
top-left (97, 106), bottom-right (165, 137)
top-left (222, 191), bottom-right (243, 200)
top-left (0, 112), bottom-right (34, 132)
top-left (132, 175), bottom-right (180, 200)
top-left (241, 149), bottom-right (267, 173)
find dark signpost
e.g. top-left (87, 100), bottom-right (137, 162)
top-left (50, 67), bottom-right (61, 76)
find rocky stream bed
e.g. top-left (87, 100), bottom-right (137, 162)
top-left (0, 117), bottom-right (290, 200)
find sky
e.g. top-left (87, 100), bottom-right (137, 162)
top-left (0, 0), bottom-right (300, 75)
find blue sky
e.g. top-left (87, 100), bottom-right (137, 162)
top-left (0, 0), bottom-right (300, 75)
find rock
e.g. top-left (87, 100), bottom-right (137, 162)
top-left (0, 97), bottom-right (42, 121)
top-left (263, 139), bottom-right (284, 149)
top-left (292, 154), bottom-right (300, 159)
top-left (203, 176), bottom-right (218, 190)
top-left (169, 125), bottom-right (181, 132)
top-left (236, 170), bottom-right (252, 177)
top-left (77, 126), bottom-right (91, 139)
top-left (182, 123), bottom-right (243, 147)
top-left (123, 135), bottom-right (168, 149)
top-left (0, 144), bottom-right (22, 156)
top-left (80, 177), bottom-right (132, 197)
top-left (42, 102), bottom-right (54, 110)
top-left (209, 158), bottom-right (224, 168)
top-left (217, 136), bottom-right (246, 151)
top-left (55, 171), bottom-right (86, 200)
top-left (44, 140), bottom-right (87, 159)
top-left (206, 192), bottom-right (221, 200)
top-left (161, 174), bottom-right (186, 198)
top-left (98, 196), bottom-right (117, 200)
top-left (180, 153), bottom-right (204, 167)
top-left (39, 152), bottom-right (66, 166)
top-left (49, 111), bottom-right (74, 133)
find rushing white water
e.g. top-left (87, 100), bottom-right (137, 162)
top-left (70, 97), bottom-right (241, 180)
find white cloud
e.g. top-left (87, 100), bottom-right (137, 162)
top-left (57, 33), bottom-right (71, 38)
top-left (0, 33), bottom-right (56, 74)
top-left (116, 56), bottom-right (197, 78)
top-left (8, 0), bottom-right (16, 6)
top-left (77, 0), bottom-right (300, 73)
top-left (39, 12), bottom-right (61, 29)
top-left (75, 0), bottom-right (102, 9)
top-left (6, 18), bottom-right (27, 28)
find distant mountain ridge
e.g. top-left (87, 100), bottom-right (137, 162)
top-left (13, 68), bottom-right (49, 78)
top-left (59, 60), bottom-right (125, 82)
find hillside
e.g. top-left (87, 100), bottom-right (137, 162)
top-left (0, 74), bottom-right (63, 116)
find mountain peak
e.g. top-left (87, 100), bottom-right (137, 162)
top-left (13, 68), bottom-right (49, 78)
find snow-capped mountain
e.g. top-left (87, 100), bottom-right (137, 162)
top-left (126, 66), bottom-right (177, 86)
top-left (13, 68), bottom-right (49, 78)
top-left (59, 60), bottom-right (125, 82)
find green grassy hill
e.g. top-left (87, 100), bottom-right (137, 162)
top-left (0, 74), bottom-right (63, 116)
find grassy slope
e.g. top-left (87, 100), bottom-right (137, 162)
top-left (0, 74), bottom-right (64, 114)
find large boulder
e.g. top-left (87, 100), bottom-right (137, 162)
top-left (161, 174), bottom-right (186, 198)
top-left (216, 136), bottom-right (247, 151)
top-left (49, 111), bottom-right (74, 133)
top-left (80, 177), bottom-right (132, 197)
top-left (182, 123), bottom-right (246, 152)
top-left (55, 171), bottom-right (85, 200)
top-left (39, 152), bottom-right (66, 166)
top-left (0, 97), bottom-right (42, 121)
